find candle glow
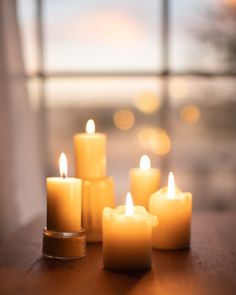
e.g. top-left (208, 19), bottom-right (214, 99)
top-left (103, 195), bottom-right (158, 271)
top-left (47, 152), bottom-right (82, 233)
top-left (125, 192), bottom-right (134, 216)
top-left (167, 171), bottom-right (175, 199)
top-left (139, 155), bottom-right (151, 171)
top-left (59, 153), bottom-right (67, 178)
top-left (130, 155), bottom-right (160, 208)
top-left (74, 119), bottom-right (114, 242)
top-left (86, 119), bottom-right (95, 134)
top-left (149, 171), bottom-right (192, 249)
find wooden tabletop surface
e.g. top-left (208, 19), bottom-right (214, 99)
top-left (0, 211), bottom-right (236, 295)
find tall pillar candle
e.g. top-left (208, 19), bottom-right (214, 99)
top-left (130, 155), bottom-right (160, 208)
top-left (149, 172), bottom-right (192, 250)
top-left (47, 153), bottom-right (82, 232)
top-left (103, 193), bottom-right (158, 272)
top-left (74, 119), bottom-right (106, 180)
top-left (73, 119), bottom-right (115, 242)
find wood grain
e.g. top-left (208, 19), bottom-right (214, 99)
top-left (0, 212), bottom-right (235, 295)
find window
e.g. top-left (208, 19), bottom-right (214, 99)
top-left (17, 0), bottom-right (236, 208)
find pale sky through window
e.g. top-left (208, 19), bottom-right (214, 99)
top-left (18, 0), bottom-right (227, 73)
top-left (17, 0), bottom-right (232, 107)
top-left (43, 0), bottom-right (160, 71)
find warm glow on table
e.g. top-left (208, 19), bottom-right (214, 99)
top-left (74, 119), bottom-right (106, 179)
top-left (130, 155), bottom-right (160, 208)
top-left (103, 193), bottom-right (157, 272)
top-left (149, 172), bottom-right (192, 249)
top-left (47, 153), bottom-right (82, 232)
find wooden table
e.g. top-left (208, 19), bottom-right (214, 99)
top-left (0, 211), bottom-right (236, 295)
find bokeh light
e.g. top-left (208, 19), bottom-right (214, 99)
top-left (137, 126), bottom-right (171, 156)
top-left (180, 105), bottom-right (200, 125)
top-left (169, 79), bottom-right (188, 100)
top-left (113, 109), bottom-right (135, 130)
top-left (134, 91), bottom-right (160, 114)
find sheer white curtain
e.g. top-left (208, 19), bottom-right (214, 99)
top-left (0, 0), bottom-right (44, 239)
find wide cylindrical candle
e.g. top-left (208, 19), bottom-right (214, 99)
top-left (82, 177), bottom-right (115, 242)
top-left (74, 119), bottom-right (106, 180)
top-left (149, 172), bottom-right (192, 250)
top-left (103, 193), bottom-right (158, 272)
top-left (130, 155), bottom-right (160, 208)
top-left (47, 153), bottom-right (82, 232)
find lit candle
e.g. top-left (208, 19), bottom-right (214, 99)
top-left (74, 119), bottom-right (106, 179)
top-left (47, 153), bottom-right (82, 232)
top-left (148, 172), bottom-right (192, 249)
top-left (130, 155), bottom-right (160, 208)
top-left (103, 193), bottom-right (158, 272)
top-left (74, 119), bottom-right (115, 242)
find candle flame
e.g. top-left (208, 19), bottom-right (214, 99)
top-left (125, 192), bottom-right (134, 216)
top-left (168, 171), bottom-right (175, 199)
top-left (86, 119), bottom-right (95, 134)
top-left (139, 155), bottom-right (151, 171)
top-left (59, 153), bottom-right (67, 178)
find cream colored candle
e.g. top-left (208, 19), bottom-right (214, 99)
top-left (47, 153), bottom-right (82, 232)
top-left (130, 155), bottom-right (160, 208)
top-left (82, 177), bottom-right (115, 242)
top-left (149, 172), bottom-right (192, 250)
top-left (74, 119), bottom-right (106, 180)
top-left (103, 193), bottom-right (158, 272)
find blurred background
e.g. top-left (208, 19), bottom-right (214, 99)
top-left (0, 0), bottom-right (236, 239)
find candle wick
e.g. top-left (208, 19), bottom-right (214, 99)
top-left (62, 173), bottom-right (66, 179)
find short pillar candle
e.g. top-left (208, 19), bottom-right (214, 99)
top-left (103, 193), bottom-right (158, 272)
top-left (130, 155), bottom-right (160, 208)
top-left (149, 172), bottom-right (192, 250)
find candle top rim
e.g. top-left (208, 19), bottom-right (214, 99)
top-left (47, 177), bottom-right (82, 183)
top-left (74, 132), bottom-right (106, 139)
top-left (150, 186), bottom-right (192, 200)
top-left (104, 206), bottom-right (158, 226)
top-left (106, 205), bottom-right (155, 217)
top-left (131, 167), bottom-right (160, 173)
